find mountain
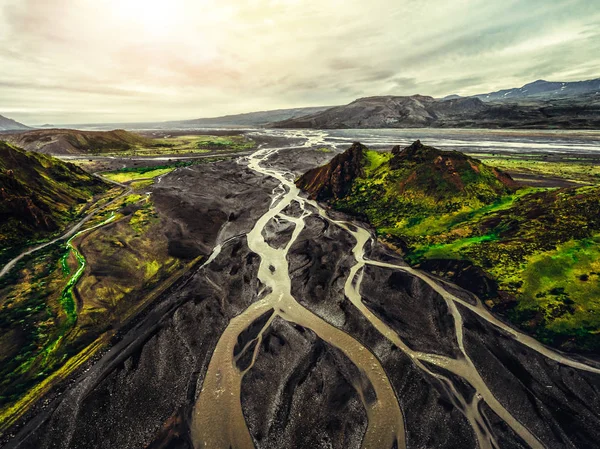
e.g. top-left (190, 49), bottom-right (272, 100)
top-left (275, 96), bottom-right (490, 128)
top-left (0, 142), bottom-right (108, 256)
top-left (274, 94), bottom-right (600, 129)
top-left (475, 78), bottom-right (600, 102)
top-left (297, 140), bottom-right (517, 212)
top-left (0, 114), bottom-right (30, 132)
top-left (2, 129), bottom-right (153, 155)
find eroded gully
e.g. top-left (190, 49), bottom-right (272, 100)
top-left (189, 131), bottom-right (600, 449)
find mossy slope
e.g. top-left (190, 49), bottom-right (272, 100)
top-left (0, 142), bottom-right (107, 259)
top-left (297, 141), bottom-right (600, 351)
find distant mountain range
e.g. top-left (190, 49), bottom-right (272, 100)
top-left (272, 94), bottom-right (600, 129)
top-left (2, 77), bottom-right (599, 132)
top-left (473, 78), bottom-right (600, 102)
top-left (163, 106), bottom-right (333, 128)
top-left (149, 77), bottom-right (600, 130)
top-left (70, 106), bottom-right (334, 131)
top-left (274, 96), bottom-right (485, 128)
top-left (0, 114), bottom-right (30, 131)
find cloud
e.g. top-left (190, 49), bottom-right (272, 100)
top-left (0, 0), bottom-right (599, 124)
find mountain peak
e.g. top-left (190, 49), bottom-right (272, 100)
top-left (390, 140), bottom-right (452, 165)
top-left (295, 142), bottom-right (367, 201)
top-left (297, 141), bottom-right (519, 208)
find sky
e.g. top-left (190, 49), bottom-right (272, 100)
top-left (1, 0), bottom-right (599, 125)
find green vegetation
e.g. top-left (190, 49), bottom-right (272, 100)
top-left (5, 129), bottom-right (256, 157)
top-left (100, 158), bottom-right (229, 185)
top-left (101, 134), bottom-right (256, 156)
top-left (474, 154), bottom-right (600, 184)
top-left (129, 179), bottom-right (155, 190)
top-left (0, 142), bottom-right (108, 264)
top-left (0, 242), bottom-right (74, 411)
top-left (406, 185), bottom-right (600, 351)
top-left (94, 157), bottom-right (232, 193)
top-left (0, 191), bottom-right (188, 428)
top-left (0, 140), bottom-right (228, 427)
top-left (334, 142), bottom-right (516, 244)
top-left (303, 141), bottom-right (600, 352)
top-left (103, 167), bottom-right (174, 183)
top-left (3, 129), bottom-right (153, 156)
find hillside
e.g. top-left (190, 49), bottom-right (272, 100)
top-left (298, 140), bottom-right (517, 222)
top-left (0, 114), bottom-right (30, 132)
top-left (273, 94), bottom-right (600, 129)
top-left (297, 141), bottom-right (600, 351)
top-left (0, 142), bottom-right (108, 258)
top-left (2, 129), bottom-right (153, 155)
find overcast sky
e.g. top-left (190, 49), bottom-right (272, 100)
top-left (1, 0), bottom-right (599, 125)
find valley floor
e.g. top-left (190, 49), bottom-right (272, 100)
top-left (1, 129), bottom-right (600, 449)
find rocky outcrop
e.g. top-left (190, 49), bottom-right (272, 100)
top-left (295, 142), bottom-right (366, 201)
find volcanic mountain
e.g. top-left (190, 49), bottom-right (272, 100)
top-left (2, 129), bottom-right (153, 155)
top-left (0, 142), bottom-right (107, 256)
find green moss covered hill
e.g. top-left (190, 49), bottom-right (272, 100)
top-left (297, 141), bottom-right (600, 352)
top-left (0, 141), bottom-right (107, 260)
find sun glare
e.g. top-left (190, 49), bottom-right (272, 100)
top-left (113, 0), bottom-right (182, 37)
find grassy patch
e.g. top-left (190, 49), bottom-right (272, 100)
top-left (129, 179), bottom-right (155, 190)
top-left (474, 155), bottom-right (600, 184)
top-left (103, 167), bottom-right (174, 183)
top-left (102, 134), bottom-right (256, 157)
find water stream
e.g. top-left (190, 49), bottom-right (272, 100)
top-left (190, 131), bottom-right (600, 449)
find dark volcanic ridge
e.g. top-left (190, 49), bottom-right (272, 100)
top-left (295, 142), bottom-right (367, 201)
top-left (273, 94), bottom-right (600, 129)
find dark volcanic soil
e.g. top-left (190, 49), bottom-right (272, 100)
top-left (241, 318), bottom-right (368, 449)
top-left (4, 134), bottom-right (600, 449)
top-left (153, 161), bottom-right (278, 258)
